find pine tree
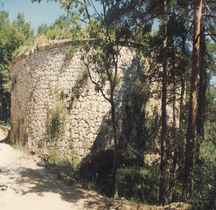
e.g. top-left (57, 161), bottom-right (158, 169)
top-left (0, 8), bottom-right (34, 123)
top-left (183, 0), bottom-right (203, 200)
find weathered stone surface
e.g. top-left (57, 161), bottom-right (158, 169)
top-left (10, 39), bottom-right (171, 160)
top-left (82, 141), bottom-right (91, 149)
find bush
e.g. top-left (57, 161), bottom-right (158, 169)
top-left (78, 149), bottom-right (115, 196)
top-left (77, 148), bottom-right (160, 204)
top-left (117, 165), bottom-right (160, 204)
top-left (191, 140), bottom-right (216, 209)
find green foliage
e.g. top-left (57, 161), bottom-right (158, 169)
top-left (192, 141), bottom-right (216, 209)
top-left (117, 166), bottom-right (160, 204)
top-left (206, 38), bottom-right (216, 73)
top-left (12, 143), bottom-right (27, 153)
top-left (69, 137), bottom-right (74, 152)
top-left (37, 14), bottom-right (81, 40)
top-left (59, 90), bottom-right (66, 100)
top-left (12, 13), bottom-right (34, 40)
top-left (13, 34), bottom-right (48, 58)
top-left (77, 148), bottom-right (161, 203)
top-left (46, 83), bottom-right (68, 140)
top-left (124, 70), bottom-right (154, 154)
top-left (71, 68), bottom-right (88, 101)
top-left (65, 45), bottom-right (77, 59)
top-left (46, 100), bottom-right (67, 140)
top-left (0, 9), bottom-right (34, 122)
top-left (191, 87), bottom-right (216, 209)
top-left (48, 146), bottom-right (60, 165)
top-left (48, 137), bottom-right (77, 173)
top-left (89, 177), bottom-right (97, 191)
top-left (28, 89), bottom-right (34, 99)
top-left (0, 120), bottom-right (10, 127)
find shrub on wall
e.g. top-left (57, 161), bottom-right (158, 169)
top-left (46, 100), bottom-right (67, 140)
top-left (46, 80), bottom-right (68, 141)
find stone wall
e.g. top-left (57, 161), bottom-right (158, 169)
top-left (10, 39), bottom-right (148, 160)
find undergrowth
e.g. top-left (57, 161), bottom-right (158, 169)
top-left (0, 120), bottom-right (10, 127)
top-left (72, 148), bottom-right (161, 204)
top-left (11, 143), bottom-right (27, 153)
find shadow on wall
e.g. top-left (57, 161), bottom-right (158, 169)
top-left (91, 116), bottom-right (114, 151)
top-left (76, 52), bottom-right (161, 197)
top-left (89, 53), bottom-right (160, 153)
top-left (10, 41), bottom-right (161, 167)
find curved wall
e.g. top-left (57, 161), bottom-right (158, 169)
top-left (10, 39), bottom-right (142, 160)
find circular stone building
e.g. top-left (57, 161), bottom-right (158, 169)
top-left (10, 39), bottom-right (147, 160)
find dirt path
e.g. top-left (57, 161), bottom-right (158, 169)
top-left (0, 127), bottom-right (189, 210)
top-left (0, 142), bottom-right (137, 210)
top-left (0, 135), bottom-right (138, 210)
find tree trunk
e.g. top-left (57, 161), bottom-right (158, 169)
top-left (196, 11), bottom-right (206, 162)
top-left (111, 92), bottom-right (118, 198)
top-left (171, 33), bottom-right (177, 203)
top-left (183, 0), bottom-right (203, 200)
top-left (111, 53), bottom-right (119, 199)
top-left (159, 0), bottom-right (167, 206)
top-left (179, 36), bottom-right (186, 133)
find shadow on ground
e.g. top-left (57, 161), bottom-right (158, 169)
top-left (0, 163), bottom-right (128, 209)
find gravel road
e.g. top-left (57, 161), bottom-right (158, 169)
top-left (0, 127), bottom-right (132, 210)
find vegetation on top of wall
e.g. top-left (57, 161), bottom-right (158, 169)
top-left (12, 13), bottom-right (86, 59)
top-left (37, 15), bottom-right (82, 40)
top-left (13, 34), bottom-right (48, 58)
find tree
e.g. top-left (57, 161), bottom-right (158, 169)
top-left (37, 14), bottom-right (76, 39)
top-left (12, 13), bottom-right (34, 40)
top-left (159, 0), bottom-right (168, 206)
top-left (196, 5), bottom-right (206, 162)
top-left (196, 0), bottom-right (216, 161)
top-left (0, 8), bottom-right (34, 122)
top-left (183, 0), bottom-right (203, 200)
top-left (183, 0), bottom-right (216, 200)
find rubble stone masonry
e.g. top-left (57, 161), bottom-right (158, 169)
top-left (10, 39), bottom-right (146, 160)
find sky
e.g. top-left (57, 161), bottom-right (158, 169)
top-left (1, 0), bottom-right (66, 34)
top-left (1, 0), bottom-right (215, 85)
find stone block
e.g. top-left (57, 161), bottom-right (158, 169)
top-left (79, 149), bottom-right (84, 156)
top-left (87, 133), bottom-right (93, 140)
top-left (78, 141), bottom-right (82, 148)
top-left (82, 141), bottom-right (91, 149)
top-left (65, 131), bottom-right (70, 138)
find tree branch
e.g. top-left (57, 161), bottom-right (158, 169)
top-left (204, 0), bottom-right (212, 13)
top-left (165, 12), bottom-right (192, 22)
top-left (206, 30), bottom-right (216, 43)
top-left (65, 7), bottom-right (87, 23)
top-left (83, 0), bottom-right (91, 23)
top-left (89, 0), bottom-right (102, 20)
top-left (205, 51), bottom-right (216, 68)
top-left (202, 13), bottom-right (216, 18)
top-left (84, 61), bottom-right (110, 102)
